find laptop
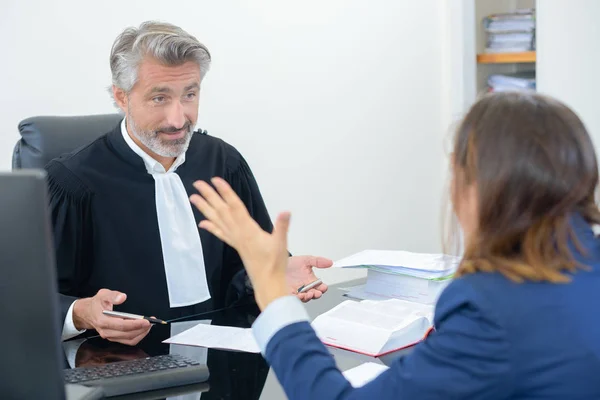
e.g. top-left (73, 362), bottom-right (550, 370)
top-left (0, 170), bottom-right (102, 399)
top-left (0, 170), bottom-right (208, 399)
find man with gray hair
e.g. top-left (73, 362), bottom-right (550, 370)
top-left (46, 21), bottom-right (331, 346)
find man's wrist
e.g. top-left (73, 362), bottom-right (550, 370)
top-left (72, 298), bottom-right (92, 330)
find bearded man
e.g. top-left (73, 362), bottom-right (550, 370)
top-left (47, 21), bottom-right (331, 346)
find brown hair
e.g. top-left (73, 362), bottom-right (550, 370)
top-left (450, 91), bottom-right (600, 283)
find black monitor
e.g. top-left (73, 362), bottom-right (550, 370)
top-left (0, 170), bottom-right (66, 399)
top-left (0, 171), bottom-right (207, 399)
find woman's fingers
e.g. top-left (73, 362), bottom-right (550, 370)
top-left (212, 177), bottom-right (247, 211)
top-left (192, 180), bottom-right (230, 215)
top-left (190, 193), bottom-right (214, 218)
top-left (192, 180), bottom-right (250, 228)
top-left (273, 212), bottom-right (291, 248)
top-left (190, 193), bottom-right (229, 232)
top-left (192, 179), bottom-right (283, 252)
top-left (198, 220), bottom-right (230, 245)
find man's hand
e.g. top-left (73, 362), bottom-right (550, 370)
top-left (72, 289), bottom-right (151, 346)
top-left (286, 255), bottom-right (332, 302)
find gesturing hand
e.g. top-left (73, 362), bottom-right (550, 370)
top-left (190, 177), bottom-right (291, 310)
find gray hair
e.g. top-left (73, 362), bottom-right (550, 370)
top-left (110, 21), bottom-right (211, 94)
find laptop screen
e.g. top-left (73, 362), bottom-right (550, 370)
top-left (0, 170), bottom-right (66, 399)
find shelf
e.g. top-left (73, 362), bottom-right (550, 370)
top-left (477, 51), bottom-right (536, 64)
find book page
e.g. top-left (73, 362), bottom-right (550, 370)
top-left (329, 299), bottom-right (433, 329)
top-left (313, 317), bottom-right (390, 355)
top-left (324, 301), bottom-right (425, 331)
top-left (312, 299), bottom-right (434, 356)
top-left (374, 299), bottom-right (434, 324)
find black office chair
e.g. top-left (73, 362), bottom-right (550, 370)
top-left (12, 114), bottom-right (122, 170)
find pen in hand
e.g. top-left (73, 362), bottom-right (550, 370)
top-left (297, 279), bottom-right (323, 294)
top-left (103, 310), bottom-right (168, 325)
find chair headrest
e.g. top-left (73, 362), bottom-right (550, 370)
top-left (13, 114), bottom-right (122, 170)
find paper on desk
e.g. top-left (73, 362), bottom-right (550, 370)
top-left (334, 250), bottom-right (458, 271)
top-left (342, 284), bottom-right (391, 301)
top-left (343, 362), bottom-right (389, 387)
top-left (163, 323), bottom-right (260, 353)
top-left (169, 320), bottom-right (210, 366)
top-left (333, 250), bottom-right (459, 279)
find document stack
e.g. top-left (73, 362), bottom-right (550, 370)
top-left (334, 250), bottom-right (459, 305)
top-left (487, 70), bottom-right (536, 92)
top-left (483, 8), bottom-right (536, 53)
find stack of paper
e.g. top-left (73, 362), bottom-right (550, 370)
top-left (334, 250), bottom-right (459, 304)
top-left (487, 71), bottom-right (536, 92)
top-left (483, 8), bottom-right (536, 53)
top-left (333, 250), bottom-right (458, 279)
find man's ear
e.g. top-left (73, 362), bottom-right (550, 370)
top-left (112, 85), bottom-right (128, 113)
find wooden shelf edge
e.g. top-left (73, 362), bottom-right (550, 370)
top-left (477, 51), bottom-right (536, 64)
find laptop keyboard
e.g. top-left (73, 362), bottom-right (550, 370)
top-left (64, 354), bottom-right (209, 397)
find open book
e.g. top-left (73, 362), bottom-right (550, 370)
top-left (312, 299), bottom-right (434, 357)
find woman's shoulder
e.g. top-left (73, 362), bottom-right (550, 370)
top-left (437, 271), bottom-right (512, 303)
top-left (434, 273), bottom-right (513, 330)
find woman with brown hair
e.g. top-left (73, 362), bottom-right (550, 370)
top-left (189, 91), bottom-right (600, 399)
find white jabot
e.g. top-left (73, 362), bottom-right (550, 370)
top-left (121, 119), bottom-right (211, 307)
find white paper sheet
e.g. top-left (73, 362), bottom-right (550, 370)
top-left (343, 284), bottom-right (392, 301)
top-left (324, 300), bottom-right (431, 331)
top-left (333, 250), bottom-right (459, 278)
top-left (342, 362), bottom-right (389, 387)
top-left (169, 320), bottom-right (210, 364)
top-left (163, 323), bottom-right (260, 353)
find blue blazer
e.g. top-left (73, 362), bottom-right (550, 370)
top-left (264, 218), bottom-right (600, 399)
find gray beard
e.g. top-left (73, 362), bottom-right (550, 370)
top-left (127, 116), bottom-right (194, 158)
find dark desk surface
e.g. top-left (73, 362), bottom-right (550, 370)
top-left (62, 279), bottom-right (411, 399)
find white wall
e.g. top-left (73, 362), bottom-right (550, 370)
top-left (536, 0), bottom-right (600, 149)
top-left (0, 0), bottom-right (450, 284)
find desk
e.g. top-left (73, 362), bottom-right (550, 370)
top-left (60, 279), bottom-right (412, 399)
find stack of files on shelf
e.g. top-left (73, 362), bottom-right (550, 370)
top-left (483, 8), bottom-right (535, 53)
top-left (333, 250), bottom-right (459, 305)
top-left (312, 298), bottom-right (435, 357)
top-left (487, 70), bottom-right (536, 92)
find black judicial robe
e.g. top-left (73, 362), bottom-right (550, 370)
top-left (45, 123), bottom-right (273, 325)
